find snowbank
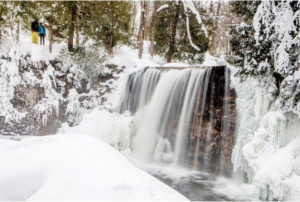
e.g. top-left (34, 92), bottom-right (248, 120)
top-left (58, 110), bottom-right (133, 151)
top-left (1, 32), bottom-right (66, 62)
top-left (0, 133), bottom-right (188, 201)
top-left (108, 44), bottom-right (164, 70)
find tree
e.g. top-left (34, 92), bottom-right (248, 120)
top-left (80, 1), bottom-right (132, 53)
top-left (227, 1), bottom-right (270, 79)
top-left (149, 1), bottom-right (158, 58)
top-left (67, 2), bottom-right (77, 52)
top-left (155, 1), bottom-right (209, 63)
top-left (228, 1), bottom-right (300, 116)
top-left (138, 0), bottom-right (147, 59)
top-left (208, 0), bottom-right (221, 55)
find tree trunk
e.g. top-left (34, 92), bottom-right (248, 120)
top-left (144, 0), bottom-right (150, 40)
top-left (49, 4), bottom-right (53, 53)
top-left (49, 24), bottom-right (53, 53)
top-left (16, 17), bottom-right (20, 44)
top-left (68, 2), bottom-right (77, 52)
top-left (76, 12), bottom-right (80, 46)
top-left (138, 0), bottom-right (146, 59)
top-left (132, 1), bottom-right (137, 35)
top-left (167, 4), bottom-right (179, 63)
top-left (0, 5), bottom-right (3, 43)
top-left (149, 1), bottom-right (158, 58)
top-left (209, 0), bottom-right (221, 56)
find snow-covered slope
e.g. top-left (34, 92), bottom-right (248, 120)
top-left (0, 133), bottom-right (188, 201)
top-left (58, 110), bottom-right (133, 151)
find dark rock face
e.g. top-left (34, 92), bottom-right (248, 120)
top-left (186, 66), bottom-right (236, 177)
top-left (0, 57), bottom-right (121, 136)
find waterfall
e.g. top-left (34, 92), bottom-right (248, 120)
top-left (132, 68), bottom-right (193, 156)
top-left (121, 66), bottom-right (235, 176)
top-left (219, 67), bottom-right (234, 175)
top-left (119, 68), bottom-right (161, 114)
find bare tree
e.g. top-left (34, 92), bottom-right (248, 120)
top-left (206, 1), bottom-right (242, 57)
top-left (138, 0), bottom-right (146, 59)
top-left (76, 11), bottom-right (80, 46)
top-left (149, 1), bottom-right (158, 58)
top-left (49, 3), bottom-right (54, 53)
top-left (209, 0), bottom-right (221, 55)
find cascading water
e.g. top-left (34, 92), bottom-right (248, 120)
top-left (119, 68), bottom-right (161, 114)
top-left (120, 66), bottom-right (236, 177)
top-left (133, 68), bottom-right (193, 157)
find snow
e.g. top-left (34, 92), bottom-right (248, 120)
top-left (58, 110), bottom-right (133, 151)
top-left (157, 4), bottom-right (169, 13)
top-left (0, 58), bottom-right (26, 123)
top-left (12, 30), bottom-right (66, 62)
top-left (108, 43), bottom-right (164, 70)
top-left (0, 133), bottom-right (188, 201)
top-left (154, 137), bottom-right (173, 162)
top-left (162, 62), bottom-right (189, 67)
top-left (185, 15), bottom-right (201, 51)
top-left (229, 64), bottom-right (300, 201)
top-left (181, 0), bottom-right (207, 37)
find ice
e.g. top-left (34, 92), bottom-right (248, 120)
top-left (154, 137), bottom-right (173, 162)
top-left (229, 64), bottom-right (300, 200)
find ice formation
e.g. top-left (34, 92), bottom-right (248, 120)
top-left (230, 65), bottom-right (300, 201)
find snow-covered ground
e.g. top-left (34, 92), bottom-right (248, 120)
top-left (0, 30), bottom-right (66, 61)
top-left (58, 110), bottom-right (133, 151)
top-left (3, 26), bottom-right (300, 201)
top-left (0, 133), bottom-right (188, 201)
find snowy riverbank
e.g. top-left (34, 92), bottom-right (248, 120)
top-left (0, 133), bottom-right (188, 201)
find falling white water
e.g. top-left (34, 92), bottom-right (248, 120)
top-left (132, 69), bottom-right (193, 156)
top-left (119, 68), bottom-right (161, 114)
top-left (122, 66), bottom-right (232, 175)
top-left (192, 68), bottom-right (212, 169)
top-left (173, 69), bottom-right (211, 166)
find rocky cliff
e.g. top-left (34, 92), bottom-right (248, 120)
top-left (0, 55), bottom-right (123, 136)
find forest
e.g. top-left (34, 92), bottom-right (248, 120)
top-left (0, 1), bottom-right (300, 201)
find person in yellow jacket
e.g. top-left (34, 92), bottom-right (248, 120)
top-left (31, 19), bottom-right (39, 44)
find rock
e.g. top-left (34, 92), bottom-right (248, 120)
top-left (0, 56), bottom-right (120, 136)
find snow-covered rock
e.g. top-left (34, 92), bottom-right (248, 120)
top-left (230, 65), bottom-right (300, 200)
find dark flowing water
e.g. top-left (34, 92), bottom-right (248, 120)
top-left (154, 174), bottom-right (234, 201)
top-left (125, 156), bottom-right (249, 202)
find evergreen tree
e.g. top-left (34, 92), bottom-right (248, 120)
top-left (229, 1), bottom-right (300, 115)
top-left (155, 1), bottom-right (209, 63)
top-left (227, 1), bottom-right (274, 80)
top-left (80, 1), bottom-right (132, 53)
